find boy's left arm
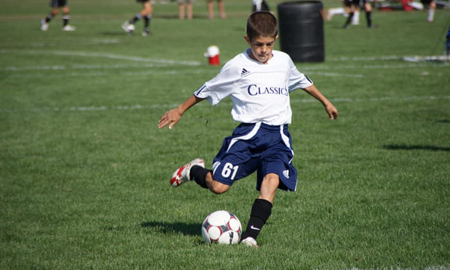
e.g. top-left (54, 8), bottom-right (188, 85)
top-left (158, 95), bottom-right (205, 129)
top-left (302, 84), bottom-right (338, 120)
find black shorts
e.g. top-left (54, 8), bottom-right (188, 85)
top-left (136, 0), bottom-right (150, 3)
top-left (420, 0), bottom-right (433, 5)
top-left (50, 0), bottom-right (67, 7)
top-left (343, 0), bottom-right (367, 7)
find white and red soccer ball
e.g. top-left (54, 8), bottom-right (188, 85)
top-left (201, 210), bottom-right (242, 244)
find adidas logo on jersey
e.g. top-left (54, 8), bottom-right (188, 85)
top-left (241, 68), bottom-right (250, 76)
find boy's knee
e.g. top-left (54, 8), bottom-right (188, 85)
top-left (209, 180), bottom-right (230, 194)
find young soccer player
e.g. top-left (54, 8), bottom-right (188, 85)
top-left (40, 0), bottom-right (76, 31)
top-left (343, 0), bottom-right (373, 29)
top-left (122, 0), bottom-right (153, 36)
top-left (158, 11), bottom-right (338, 247)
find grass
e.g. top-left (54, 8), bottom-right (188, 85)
top-left (1, 0), bottom-right (450, 269)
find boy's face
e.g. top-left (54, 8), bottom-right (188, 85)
top-left (245, 35), bottom-right (277, 64)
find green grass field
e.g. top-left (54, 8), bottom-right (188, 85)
top-left (1, 0), bottom-right (449, 269)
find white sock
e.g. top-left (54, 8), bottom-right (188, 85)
top-left (352, 11), bottom-right (360, 25)
top-left (327, 7), bottom-right (345, 20)
top-left (427, 9), bottom-right (434, 22)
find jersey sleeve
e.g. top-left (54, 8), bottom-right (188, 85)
top-left (194, 61), bottom-right (241, 106)
top-left (287, 57), bottom-right (313, 92)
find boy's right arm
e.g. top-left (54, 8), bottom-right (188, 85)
top-left (158, 95), bottom-right (204, 129)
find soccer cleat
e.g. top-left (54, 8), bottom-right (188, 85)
top-left (40, 20), bottom-right (49, 31)
top-left (170, 158), bottom-right (205, 187)
top-left (241, 237), bottom-right (259, 248)
top-left (122, 21), bottom-right (135, 34)
top-left (62, 25), bottom-right (76, 31)
top-left (141, 29), bottom-right (151, 37)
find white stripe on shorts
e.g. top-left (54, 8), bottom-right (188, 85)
top-left (280, 126), bottom-right (295, 163)
top-left (226, 122), bottom-right (261, 153)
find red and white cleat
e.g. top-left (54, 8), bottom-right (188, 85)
top-left (170, 158), bottom-right (205, 187)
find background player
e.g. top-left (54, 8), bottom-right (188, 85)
top-left (158, 11), bottom-right (338, 247)
top-left (343, 0), bottom-right (373, 28)
top-left (421, 0), bottom-right (436, 22)
top-left (122, 0), bottom-right (153, 36)
top-left (207, 0), bottom-right (226, 19)
top-left (252, 0), bottom-right (270, 12)
top-left (178, 0), bottom-right (193, 20)
top-left (40, 0), bottom-right (76, 31)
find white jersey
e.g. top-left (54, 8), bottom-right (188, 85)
top-left (194, 49), bottom-right (313, 126)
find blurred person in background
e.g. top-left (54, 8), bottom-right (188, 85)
top-left (327, 0), bottom-right (359, 25)
top-left (343, 0), bottom-right (373, 28)
top-left (252, 0), bottom-right (270, 12)
top-left (421, 0), bottom-right (436, 22)
top-left (40, 0), bottom-right (76, 31)
top-left (178, 0), bottom-right (194, 20)
top-left (207, 0), bottom-right (226, 19)
top-left (122, 0), bottom-right (153, 36)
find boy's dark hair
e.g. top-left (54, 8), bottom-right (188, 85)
top-left (246, 11), bottom-right (278, 41)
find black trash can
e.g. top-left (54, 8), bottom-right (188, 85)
top-left (277, 1), bottom-right (324, 62)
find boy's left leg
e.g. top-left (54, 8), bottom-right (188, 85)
top-left (241, 173), bottom-right (279, 247)
top-left (427, 1), bottom-right (436, 22)
top-left (364, 2), bottom-right (373, 28)
top-left (61, 6), bottom-right (76, 31)
top-left (170, 158), bottom-right (231, 194)
top-left (218, 0), bottom-right (226, 19)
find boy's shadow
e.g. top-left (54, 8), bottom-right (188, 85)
top-left (141, 221), bottom-right (201, 236)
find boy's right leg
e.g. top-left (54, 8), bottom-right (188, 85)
top-left (343, 12), bottom-right (354, 28)
top-left (178, 3), bottom-right (185, 19)
top-left (241, 173), bottom-right (278, 247)
top-left (41, 8), bottom-right (59, 31)
top-left (207, 0), bottom-right (214, 19)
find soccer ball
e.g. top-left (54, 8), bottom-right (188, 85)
top-left (201, 210), bottom-right (242, 244)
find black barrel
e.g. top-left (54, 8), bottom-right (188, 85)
top-left (277, 1), bottom-right (324, 62)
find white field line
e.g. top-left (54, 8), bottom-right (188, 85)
top-left (326, 55), bottom-right (404, 61)
top-left (3, 61), bottom-right (448, 72)
top-left (0, 49), bottom-right (201, 66)
top-left (3, 61), bottom-right (447, 79)
top-left (2, 50), bottom-right (449, 73)
top-left (1, 95), bottom-right (449, 113)
top-left (301, 62), bottom-right (450, 70)
top-left (4, 63), bottom-right (170, 71)
top-left (6, 70), bottom-right (209, 78)
top-left (306, 72), bottom-right (364, 78)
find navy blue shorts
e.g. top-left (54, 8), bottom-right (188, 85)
top-left (50, 0), bottom-right (67, 7)
top-left (212, 122), bottom-right (298, 191)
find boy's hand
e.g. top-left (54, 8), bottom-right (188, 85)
top-left (158, 95), bottom-right (204, 130)
top-left (158, 108), bottom-right (182, 129)
top-left (325, 103), bottom-right (338, 120)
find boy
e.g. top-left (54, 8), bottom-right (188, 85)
top-left (122, 0), bottom-right (153, 36)
top-left (158, 11), bottom-right (338, 247)
top-left (40, 0), bottom-right (76, 31)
